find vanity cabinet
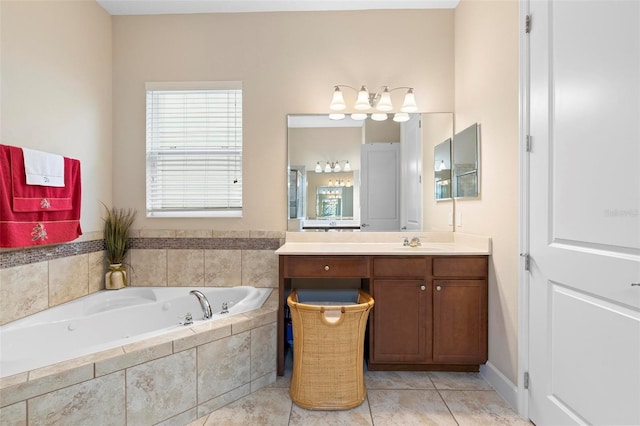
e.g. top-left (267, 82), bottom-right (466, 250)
top-left (278, 253), bottom-right (488, 375)
top-left (368, 256), bottom-right (488, 371)
top-left (370, 257), bottom-right (431, 364)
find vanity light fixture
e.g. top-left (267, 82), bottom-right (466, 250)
top-left (329, 85), bottom-right (418, 122)
top-left (315, 160), bottom-right (351, 173)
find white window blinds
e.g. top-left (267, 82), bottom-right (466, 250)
top-left (146, 82), bottom-right (242, 217)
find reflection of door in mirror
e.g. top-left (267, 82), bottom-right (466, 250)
top-left (288, 166), bottom-right (306, 219)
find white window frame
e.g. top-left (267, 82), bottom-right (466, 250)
top-left (145, 81), bottom-right (243, 218)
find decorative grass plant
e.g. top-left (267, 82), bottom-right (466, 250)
top-left (102, 204), bottom-right (136, 265)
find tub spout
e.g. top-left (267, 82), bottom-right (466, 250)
top-left (190, 290), bottom-right (213, 319)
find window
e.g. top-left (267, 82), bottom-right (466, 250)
top-left (145, 81), bottom-right (242, 217)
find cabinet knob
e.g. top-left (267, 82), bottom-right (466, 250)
top-left (420, 285), bottom-right (426, 291)
top-left (324, 265), bottom-right (330, 271)
top-left (435, 285), bottom-right (442, 291)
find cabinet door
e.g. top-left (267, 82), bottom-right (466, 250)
top-left (433, 279), bottom-right (487, 364)
top-left (370, 279), bottom-right (431, 363)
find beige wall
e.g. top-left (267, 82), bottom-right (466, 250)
top-left (1, 0), bottom-right (113, 234)
top-left (454, 0), bottom-right (520, 383)
top-left (112, 10), bottom-right (454, 231)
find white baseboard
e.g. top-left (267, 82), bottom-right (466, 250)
top-left (480, 362), bottom-right (519, 411)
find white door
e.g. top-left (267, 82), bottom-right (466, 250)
top-left (528, 1), bottom-right (640, 425)
top-left (401, 114), bottom-right (422, 232)
top-left (360, 142), bottom-right (400, 231)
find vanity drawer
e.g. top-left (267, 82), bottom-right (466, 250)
top-left (284, 256), bottom-right (370, 278)
top-left (432, 256), bottom-right (488, 278)
top-left (373, 256), bottom-right (429, 278)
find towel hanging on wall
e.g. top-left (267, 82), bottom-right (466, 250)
top-left (22, 147), bottom-right (65, 187)
top-left (0, 144), bottom-right (82, 248)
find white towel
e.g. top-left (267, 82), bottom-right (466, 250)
top-left (22, 147), bottom-right (65, 187)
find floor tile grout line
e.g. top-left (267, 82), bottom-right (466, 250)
top-left (436, 388), bottom-right (461, 426)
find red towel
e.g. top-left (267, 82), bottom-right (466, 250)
top-left (0, 144), bottom-right (82, 248)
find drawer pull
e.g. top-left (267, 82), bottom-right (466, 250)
top-left (420, 285), bottom-right (426, 291)
top-left (324, 265), bottom-right (330, 271)
top-left (435, 285), bottom-right (442, 291)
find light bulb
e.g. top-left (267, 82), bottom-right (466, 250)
top-left (400, 88), bottom-right (418, 112)
top-left (354, 86), bottom-right (371, 110)
top-left (376, 87), bottom-right (393, 111)
top-left (393, 112), bottom-right (410, 122)
top-left (329, 86), bottom-right (346, 111)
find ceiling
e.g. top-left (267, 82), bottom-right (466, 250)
top-left (96, 0), bottom-right (460, 16)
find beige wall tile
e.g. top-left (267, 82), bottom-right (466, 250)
top-left (156, 407), bottom-right (198, 426)
top-left (29, 371), bottom-right (125, 426)
top-left (0, 364), bottom-right (93, 409)
top-left (129, 249), bottom-right (167, 286)
top-left (48, 254), bottom-right (89, 307)
top-left (0, 401), bottom-right (26, 426)
top-left (197, 331), bottom-right (250, 403)
top-left (176, 230), bottom-right (213, 238)
top-left (168, 249), bottom-right (204, 286)
top-left (249, 230), bottom-right (285, 239)
top-left (250, 323), bottom-right (277, 381)
top-left (88, 251), bottom-right (106, 293)
top-left (204, 250), bottom-right (241, 287)
top-left (126, 349), bottom-right (197, 425)
top-left (95, 342), bottom-right (172, 377)
top-left (211, 230), bottom-right (250, 238)
top-left (251, 371), bottom-right (276, 393)
top-left (0, 262), bottom-right (48, 325)
top-left (241, 250), bottom-right (278, 288)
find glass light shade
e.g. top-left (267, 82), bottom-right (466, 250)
top-left (393, 112), bottom-right (410, 122)
top-left (376, 88), bottom-right (393, 111)
top-left (329, 113), bottom-right (345, 120)
top-left (334, 162), bottom-right (341, 173)
top-left (343, 161), bottom-right (351, 172)
top-left (346, 180), bottom-right (352, 187)
top-left (315, 162), bottom-right (322, 173)
top-left (324, 162), bottom-right (332, 173)
top-left (351, 113), bottom-right (367, 120)
top-left (400, 89), bottom-right (418, 112)
top-left (354, 86), bottom-right (371, 110)
top-left (371, 113), bottom-right (388, 121)
top-left (329, 87), bottom-right (346, 111)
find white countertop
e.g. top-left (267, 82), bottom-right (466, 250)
top-left (275, 232), bottom-right (491, 256)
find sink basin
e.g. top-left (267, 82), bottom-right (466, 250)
top-left (392, 245), bottom-right (447, 252)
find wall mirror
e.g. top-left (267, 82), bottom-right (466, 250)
top-left (452, 123), bottom-right (480, 199)
top-left (287, 113), bottom-right (453, 232)
top-left (434, 138), bottom-right (452, 200)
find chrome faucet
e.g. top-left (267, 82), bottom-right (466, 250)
top-left (190, 290), bottom-right (213, 319)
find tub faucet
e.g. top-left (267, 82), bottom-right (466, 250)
top-left (190, 290), bottom-right (213, 320)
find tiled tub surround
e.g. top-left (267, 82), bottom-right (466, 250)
top-left (0, 230), bottom-right (284, 325)
top-left (0, 231), bottom-right (283, 423)
top-left (0, 289), bottom-right (279, 425)
top-left (1, 286), bottom-right (273, 378)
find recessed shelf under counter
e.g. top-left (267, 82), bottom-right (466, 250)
top-left (275, 232), bottom-right (491, 376)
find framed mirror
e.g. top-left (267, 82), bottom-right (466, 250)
top-left (434, 138), bottom-right (452, 200)
top-left (453, 123), bottom-right (480, 199)
top-left (287, 113), bottom-right (453, 232)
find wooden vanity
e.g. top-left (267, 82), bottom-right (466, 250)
top-left (276, 233), bottom-right (491, 376)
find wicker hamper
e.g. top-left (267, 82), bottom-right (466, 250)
top-left (287, 289), bottom-right (374, 410)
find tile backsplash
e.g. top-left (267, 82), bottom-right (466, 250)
top-left (0, 230), bottom-right (285, 325)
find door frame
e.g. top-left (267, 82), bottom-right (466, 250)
top-left (517, 0), bottom-right (531, 419)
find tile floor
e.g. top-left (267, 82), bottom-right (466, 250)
top-left (187, 354), bottom-right (531, 426)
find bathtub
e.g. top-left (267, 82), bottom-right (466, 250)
top-left (0, 286), bottom-right (272, 379)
